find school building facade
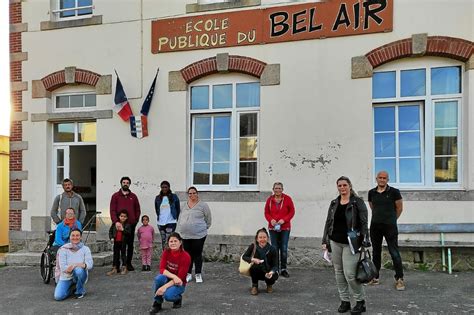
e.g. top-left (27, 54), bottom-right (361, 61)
top-left (8, 0), bottom-right (474, 266)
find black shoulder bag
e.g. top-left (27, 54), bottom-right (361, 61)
top-left (356, 248), bottom-right (378, 283)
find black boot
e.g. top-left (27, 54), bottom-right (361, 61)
top-left (149, 301), bottom-right (162, 314)
top-left (338, 301), bottom-right (351, 313)
top-left (351, 300), bottom-right (366, 314)
top-left (172, 298), bottom-right (182, 309)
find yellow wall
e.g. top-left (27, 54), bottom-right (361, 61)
top-left (0, 135), bottom-right (9, 249)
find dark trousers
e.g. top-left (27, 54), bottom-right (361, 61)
top-left (158, 223), bottom-right (177, 250)
top-left (370, 223), bottom-right (404, 280)
top-left (183, 236), bottom-right (206, 274)
top-left (113, 241), bottom-right (126, 268)
top-left (250, 266), bottom-right (278, 287)
top-left (125, 223), bottom-right (137, 266)
top-left (269, 230), bottom-right (290, 271)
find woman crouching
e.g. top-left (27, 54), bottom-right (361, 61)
top-left (242, 228), bottom-right (279, 295)
top-left (149, 232), bottom-right (191, 313)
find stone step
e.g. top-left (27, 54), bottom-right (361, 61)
top-left (26, 240), bottom-right (111, 253)
top-left (5, 250), bottom-right (113, 267)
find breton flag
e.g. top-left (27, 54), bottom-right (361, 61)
top-left (130, 69), bottom-right (159, 139)
top-left (113, 71), bottom-right (133, 121)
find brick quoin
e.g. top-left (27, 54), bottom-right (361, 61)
top-left (180, 55), bottom-right (267, 84)
top-left (366, 36), bottom-right (473, 69)
top-left (9, 210), bottom-right (22, 231)
top-left (9, 3), bottom-right (22, 24)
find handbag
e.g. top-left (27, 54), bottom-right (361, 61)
top-left (356, 248), bottom-right (378, 283)
top-left (239, 243), bottom-right (256, 277)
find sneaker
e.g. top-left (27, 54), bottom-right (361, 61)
top-left (75, 293), bottom-right (85, 299)
top-left (142, 265), bottom-right (147, 271)
top-left (120, 266), bottom-right (128, 275)
top-left (149, 301), bottom-right (162, 314)
top-left (350, 300), bottom-right (366, 314)
top-left (266, 285), bottom-right (273, 293)
top-left (172, 298), bottom-right (182, 309)
top-left (147, 265), bottom-right (152, 272)
top-left (195, 273), bottom-right (203, 283)
top-left (338, 301), bottom-right (351, 313)
top-left (365, 278), bottom-right (379, 286)
top-left (106, 268), bottom-right (118, 276)
top-left (280, 269), bottom-right (290, 278)
top-left (127, 264), bottom-right (135, 271)
top-left (395, 278), bottom-right (406, 291)
top-left (250, 286), bottom-right (258, 295)
top-left (186, 273), bottom-right (192, 282)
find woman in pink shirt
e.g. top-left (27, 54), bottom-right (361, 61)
top-left (138, 215), bottom-right (155, 271)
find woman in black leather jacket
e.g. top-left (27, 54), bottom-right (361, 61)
top-left (322, 176), bottom-right (370, 315)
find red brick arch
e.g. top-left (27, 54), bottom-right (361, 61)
top-left (366, 36), bottom-right (473, 69)
top-left (41, 68), bottom-right (101, 92)
top-left (181, 55), bottom-right (267, 83)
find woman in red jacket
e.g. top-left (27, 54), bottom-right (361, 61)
top-left (149, 232), bottom-right (191, 313)
top-left (264, 182), bottom-right (295, 278)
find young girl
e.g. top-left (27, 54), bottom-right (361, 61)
top-left (107, 209), bottom-right (132, 275)
top-left (149, 232), bottom-right (191, 313)
top-left (138, 215), bottom-right (155, 271)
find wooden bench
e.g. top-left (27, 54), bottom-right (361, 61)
top-left (397, 223), bottom-right (474, 274)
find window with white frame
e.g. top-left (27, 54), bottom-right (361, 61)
top-left (53, 121), bottom-right (97, 143)
top-left (55, 93), bottom-right (96, 110)
top-left (372, 60), bottom-right (462, 188)
top-left (54, 0), bottom-right (93, 20)
top-left (190, 75), bottom-right (260, 190)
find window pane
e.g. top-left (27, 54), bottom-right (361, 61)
top-left (374, 133), bottom-right (395, 157)
top-left (194, 117), bottom-right (211, 139)
top-left (435, 101), bottom-right (457, 128)
top-left (435, 157), bottom-right (457, 182)
top-left (78, 0), bottom-right (92, 15)
top-left (212, 84), bottom-right (232, 109)
top-left (70, 95), bottom-right (83, 108)
top-left (84, 94), bottom-right (96, 107)
top-left (54, 123), bottom-right (75, 142)
top-left (57, 149), bottom-right (64, 166)
top-left (398, 106), bottom-right (420, 131)
top-left (57, 167), bottom-right (64, 184)
top-left (374, 107), bottom-right (395, 132)
top-left (213, 116), bottom-right (230, 139)
top-left (240, 138), bottom-right (257, 160)
top-left (60, 0), bottom-right (75, 17)
top-left (56, 96), bottom-right (69, 109)
top-left (193, 163), bottom-right (210, 185)
top-left (191, 86), bottom-right (209, 109)
top-left (240, 113), bottom-right (258, 136)
top-left (401, 69), bottom-right (425, 97)
top-left (372, 71), bottom-right (396, 99)
top-left (399, 132), bottom-right (420, 157)
top-left (78, 122), bottom-right (96, 142)
top-left (431, 66), bottom-right (461, 95)
top-left (212, 163), bottom-right (229, 184)
top-left (213, 140), bottom-right (230, 162)
top-left (435, 130), bottom-right (457, 155)
top-left (193, 140), bottom-right (210, 162)
top-left (240, 162), bottom-right (257, 185)
top-left (237, 83), bottom-right (260, 107)
top-left (400, 158), bottom-right (421, 183)
top-left (375, 159), bottom-right (396, 182)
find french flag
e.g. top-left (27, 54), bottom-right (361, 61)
top-left (113, 72), bottom-right (133, 121)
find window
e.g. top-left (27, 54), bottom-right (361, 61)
top-left (372, 62), bottom-right (462, 188)
top-left (53, 0), bottom-right (93, 20)
top-left (55, 93), bottom-right (96, 110)
top-left (54, 122), bottom-right (96, 143)
top-left (190, 76), bottom-right (260, 189)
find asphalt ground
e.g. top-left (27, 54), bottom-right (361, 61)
top-left (0, 262), bottom-right (473, 314)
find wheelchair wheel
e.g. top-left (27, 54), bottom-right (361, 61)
top-left (40, 251), bottom-right (52, 284)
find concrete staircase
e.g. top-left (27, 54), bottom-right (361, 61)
top-left (4, 232), bottom-right (113, 266)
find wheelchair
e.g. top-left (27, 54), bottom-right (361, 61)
top-left (40, 230), bottom-right (58, 284)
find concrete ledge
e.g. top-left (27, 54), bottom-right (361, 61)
top-left (412, 33), bottom-right (428, 56)
top-left (169, 71), bottom-right (187, 92)
top-left (216, 53), bottom-right (229, 72)
top-left (32, 80), bottom-right (51, 98)
top-left (10, 0), bottom-right (23, 3)
top-left (10, 171), bottom-right (28, 181)
top-left (40, 15), bottom-right (102, 31)
top-left (186, 0), bottom-right (260, 13)
top-left (10, 141), bottom-right (28, 151)
top-left (351, 56), bottom-right (373, 79)
top-left (10, 201), bottom-right (27, 210)
top-left (175, 191), bottom-right (271, 202)
top-left (64, 66), bottom-right (76, 84)
top-left (260, 64), bottom-right (280, 86)
top-left (31, 109), bottom-right (113, 122)
top-left (5, 250), bottom-right (113, 266)
top-left (11, 111), bottom-right (28, 121)
top-left (95, 75), bottom-right (112, 95)
top-left (466, 55), bottom-right (474, 70)
top-left (10, 81), bottom-right (28, 92)
top-left (10, 52), bottom-right (28, 62)
top-left (359, 190), bottom-right (474, 201)
top-left (9, 23), bottom-right (27, 33)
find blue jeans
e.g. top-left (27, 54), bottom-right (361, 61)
top-left (153, 274), bottom-right (186, 303)
top-left (370, 223), bottom-right (404, 280)
top-left (54, 268), bottom-right (88, 301)
top-left (269, 230), bottom-right (290, 271)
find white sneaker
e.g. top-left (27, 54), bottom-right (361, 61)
top-left (195, 273), bottom-right (203, 283)
top-left (186, 273), bottom-right (192, 283)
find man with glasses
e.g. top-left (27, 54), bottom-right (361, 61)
top-left (110, 176), bottom-right (141, 271)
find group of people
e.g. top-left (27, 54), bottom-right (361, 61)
top-left (50, 172), bottom-right (405, 315)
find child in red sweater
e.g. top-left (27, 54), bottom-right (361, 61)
top-left (149, 232), bottom-right (191, 313)
top-left (137, 215), bottom-right (155, 271)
